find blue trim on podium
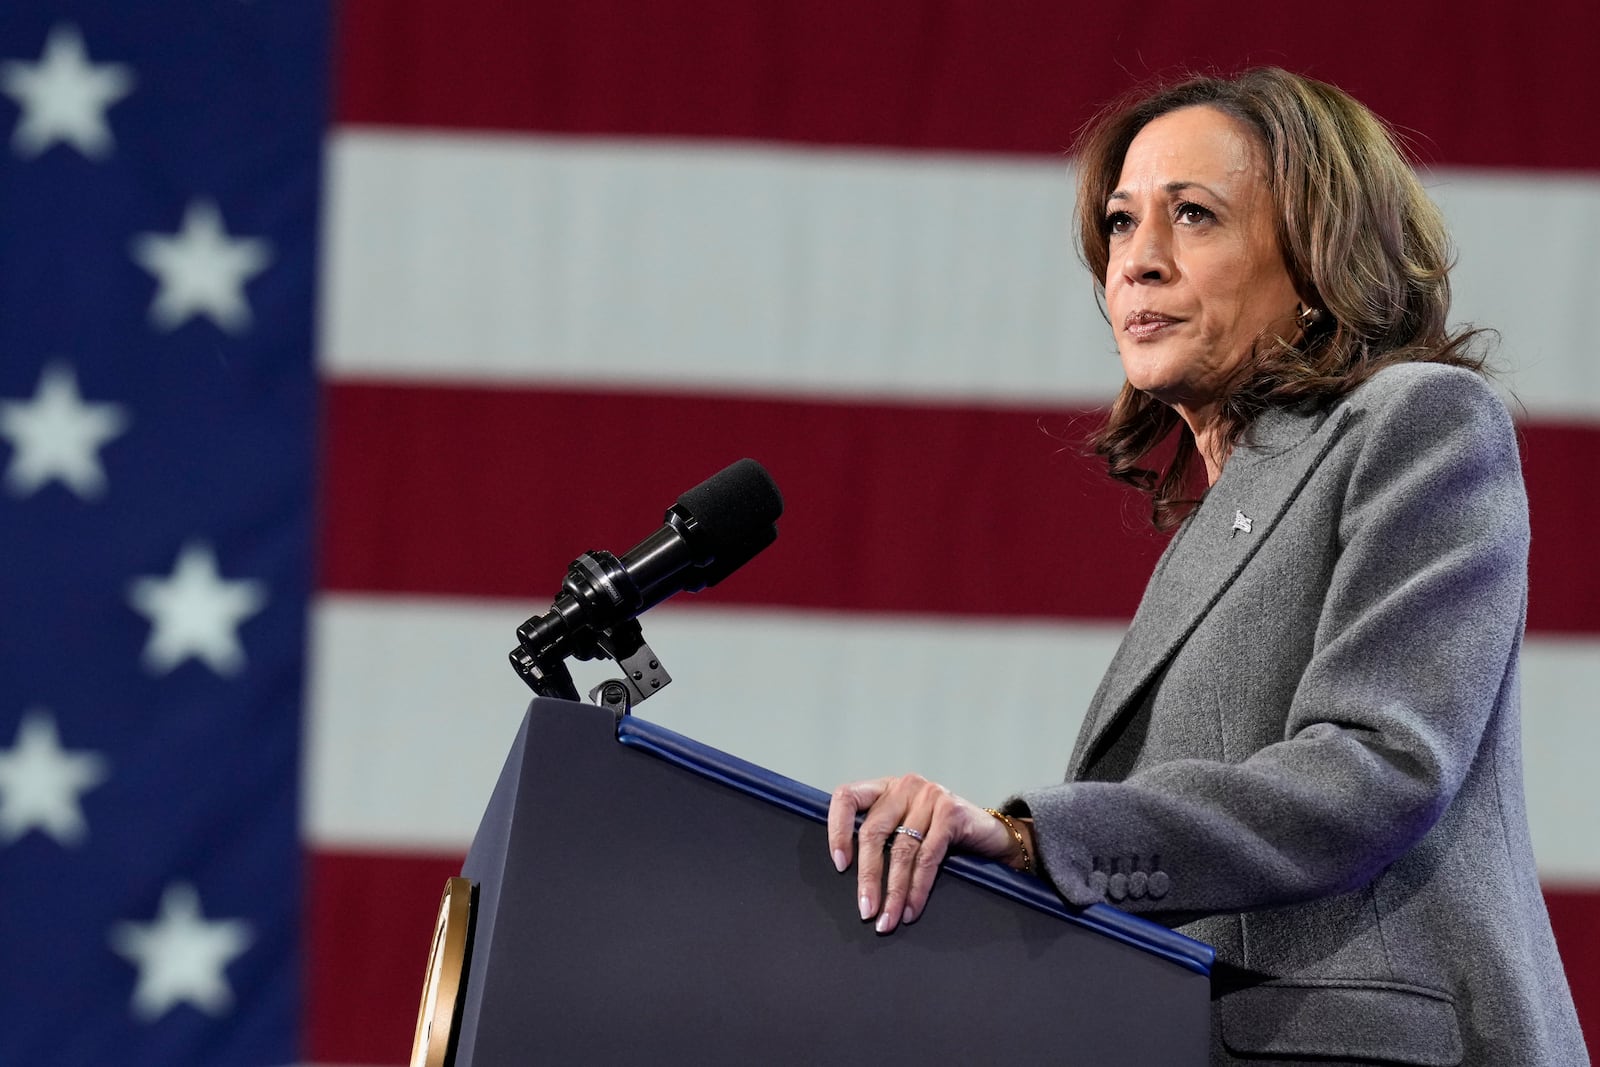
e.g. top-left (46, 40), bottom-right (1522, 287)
top-left (617, 713), bottom-right (1215, 978)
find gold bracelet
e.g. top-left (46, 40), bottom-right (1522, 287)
top-left (984, 808), bottom-right (1033, 874)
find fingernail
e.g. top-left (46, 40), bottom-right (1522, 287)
top-left (902, 904), bottom-right (916, 924)
top-left (859, 895), bottom-right (872, 921)
top-left (833, 849), bottom-right (849, 873)
top-left (876, 911), bottom-right (892, 934)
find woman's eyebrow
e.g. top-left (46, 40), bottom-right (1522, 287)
top-left (1107, 180), bottom-right (1228, 204)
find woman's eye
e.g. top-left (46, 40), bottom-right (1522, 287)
top-left (1176, 202), bottom-right (1214, 225)
top-left (1105, 210), bottom-right (1134, 235)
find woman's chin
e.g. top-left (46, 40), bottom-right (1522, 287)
top-left (1119, 366), bottom-right (1181, 405)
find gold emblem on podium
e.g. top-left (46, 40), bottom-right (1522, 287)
top-left (411, 876), bottom-right (474, 1067)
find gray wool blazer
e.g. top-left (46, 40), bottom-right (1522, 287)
top-left (1010, 363), bottom-right (1588, 1065)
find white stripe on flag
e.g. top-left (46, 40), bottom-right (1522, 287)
top-left (322, 131), bottom-right (1600, 417)
top-left (1522, 636), bottom-right (1600, 883)
top-left (320, 130), bottom-right (1107, 401)
top-left (306, 594), bottom-right (1600, 879)
top-left (305, 594), bottom-right (1116, 849)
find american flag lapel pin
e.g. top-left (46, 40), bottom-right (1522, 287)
top-left (1232, 509), bottom-right (1253, 536)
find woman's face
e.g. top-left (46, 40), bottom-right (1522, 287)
top-left (1103, 105), bottom-right (1301, 419)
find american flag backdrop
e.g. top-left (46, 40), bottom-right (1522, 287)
top-left (1, 2), bottom-right (1597, 1064)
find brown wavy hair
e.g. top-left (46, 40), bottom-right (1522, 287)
top-left (1077, 67), bottom-right (1487, 529)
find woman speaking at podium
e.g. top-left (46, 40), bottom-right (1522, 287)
top-left (827, 68), bottom-right (1587, 1065)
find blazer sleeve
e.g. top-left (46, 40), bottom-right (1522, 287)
top-left (1009, 366), bottom-right (1531, 915)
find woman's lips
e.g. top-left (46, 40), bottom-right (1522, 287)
top-left (1124, 311), bottom-right (1182, 340)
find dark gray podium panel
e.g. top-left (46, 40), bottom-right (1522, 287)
top-left (456, 699), bottom-right (1211, 1065)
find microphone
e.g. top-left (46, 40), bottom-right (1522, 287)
top-left (515, 458), bottom-right (783, 664)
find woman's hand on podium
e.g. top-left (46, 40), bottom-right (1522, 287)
top-left (827, 775), bottom-right (1034, 934)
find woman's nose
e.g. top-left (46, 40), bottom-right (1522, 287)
top-left (1120, 220), bottom-right (1173, 284)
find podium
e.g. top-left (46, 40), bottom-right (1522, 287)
top-left (417, 698), bottom-right (1214, 1064)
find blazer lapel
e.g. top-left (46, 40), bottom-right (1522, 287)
top-left (1067, 403), bottom-right (1353, 779)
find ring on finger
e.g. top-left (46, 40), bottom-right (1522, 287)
top-left (892, 825), bottom-right (925, 843)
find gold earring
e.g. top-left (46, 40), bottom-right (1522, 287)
top-left (1296, 303), bottom-right (1325, 330)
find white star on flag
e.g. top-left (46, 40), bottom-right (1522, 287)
top-left (127, 541), bottom-right (268, 677)
top-left (0, 23), bottom-right (135, 161)
top-left (129, 199), bottom-right (273, 334)
top-left (0, 362), bottom-right (130, 500)
top-left (109, 882), bottom-right (254, 1022)
top-left (0, 710), bottom-right (109, 847)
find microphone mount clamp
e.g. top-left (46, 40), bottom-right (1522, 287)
top-left (509, 600), bottom-right (672, 717)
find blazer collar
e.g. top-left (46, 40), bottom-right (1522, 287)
top-left (1067, 401), bottom-right (1353, 778)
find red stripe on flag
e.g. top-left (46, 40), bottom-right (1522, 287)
top-left (316, 380), bottom-right (1167, 620)
top-left (333, 0), bottom-right (1600, 171)
top-left (317, 380), bottom-right (1600, 634)
top-left (1521, 421), bottom-right (1600, 636)
top-left (302, 848), bottom-right (462, 1064)
top-left (1547, 888), bottom-right (1600, 1052)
